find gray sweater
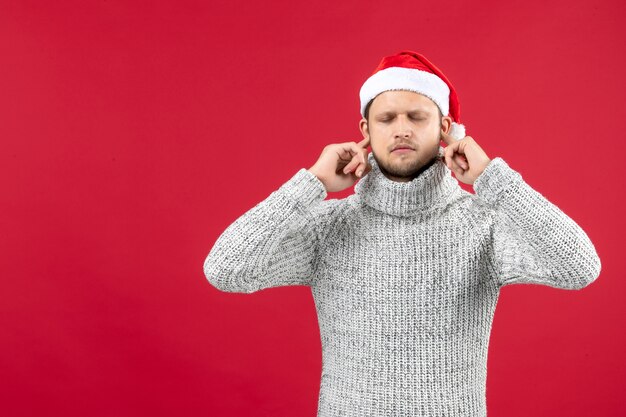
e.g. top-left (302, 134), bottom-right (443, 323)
top-left (203, 148), bottom-right (601, 416)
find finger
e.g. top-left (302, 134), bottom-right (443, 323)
top-left (358, 136), bottom-right (370, 149)
top-left (453, 153), bottom-right (468, 170)
top-left (336, 141), bottom-right (361, 163)
top-left (342, 152), bottom-right (366, 175)
top-left (355, 158), bottom-right (370, 177)
top-left (443, 140), bottom-right (459, 162)
top-left (446, 153), bottom-right (464, 173)
top-left (340, 141), bottom-right (367, 156)
top-left (343, 158), bottom-right (361, 174)
top-left (444, 147), bottom-right (462, 172)
top-left (343, 157), bottom-right (359, 174)
top-left (359, 162), bottom-right (372, 177)
top-left (440, 129), bottom-right (456, 146)
top-left (350, 138), bottom-right (369, 164)
top-left (450, 139), bottom-right (469, 169)
top-left (342, 141), bottom-right (369, 171)
top-left (352, 150), bottom-right (370, 177)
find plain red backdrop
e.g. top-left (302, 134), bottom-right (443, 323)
top-left (1, 0), bottom-right (624, 416)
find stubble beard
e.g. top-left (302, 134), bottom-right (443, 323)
top-left (373, 147), bottom-right (439, 181)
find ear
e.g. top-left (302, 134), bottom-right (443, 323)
top-left (440, 116), bottom-right (453, 135)
top-left (359, 118), bottom-right (369, 139)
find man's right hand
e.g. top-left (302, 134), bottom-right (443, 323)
top-left (307, 137), bottom-right (372, 193)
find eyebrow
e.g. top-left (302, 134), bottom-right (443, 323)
top-left (377, 109), bottom-right (431, 118)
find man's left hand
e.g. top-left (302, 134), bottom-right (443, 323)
top-left (440, 129), bottom-right (492, 186)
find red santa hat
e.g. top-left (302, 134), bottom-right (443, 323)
top-left (359, 50), bottom-right (466, 140)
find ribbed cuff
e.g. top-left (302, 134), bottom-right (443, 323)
top-left (473, 157), bottom-right (523, 206)
top-left (278, 168), bottom-right (328, 207)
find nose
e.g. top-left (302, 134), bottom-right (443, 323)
top-left (394, 116), bottom-right (412, 138)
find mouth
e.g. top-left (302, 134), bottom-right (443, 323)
top-left (392, 146), bottom-right (414, 153)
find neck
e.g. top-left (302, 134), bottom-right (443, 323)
top-left (355, 148), bottom-right (462, 217)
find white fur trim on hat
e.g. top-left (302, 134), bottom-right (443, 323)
top-left (449, 122), bottom-right (466, 140)
top-left (360, 66), bottom-right (450, 118)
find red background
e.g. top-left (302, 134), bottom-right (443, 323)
top-left (1, 0), bottom-right (624, 416)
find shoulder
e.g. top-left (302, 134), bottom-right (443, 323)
top-left (451, 188), bottom-right (498, 234)
top-left (312, 194), bottom-right (362, 237)
top-left (310, 195), bottom-right (345, 217)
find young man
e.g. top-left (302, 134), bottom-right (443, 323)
top-left (203, 50), bottom-right (601, 417)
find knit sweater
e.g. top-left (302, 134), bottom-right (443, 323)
top-left (203, 147), bottom-right (601, 417)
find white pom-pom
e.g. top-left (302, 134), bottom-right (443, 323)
top-left (449, 122), bottom-right (466, 140)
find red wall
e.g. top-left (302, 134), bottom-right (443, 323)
top-left (1, 0), bottom-right (624, 416)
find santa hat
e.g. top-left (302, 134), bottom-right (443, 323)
top-left (359, 50), bottom-right (466, 140)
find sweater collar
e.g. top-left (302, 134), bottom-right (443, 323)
top-left (354, 146), bottom-right (460, 217)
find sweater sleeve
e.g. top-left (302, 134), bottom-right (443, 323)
top-left (203, 168), bottom-right (339, 294)
top-left (473, 157), bottom-right (602, 290)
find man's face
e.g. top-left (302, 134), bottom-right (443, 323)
top-left (359, 90), bottom-right (452, 182)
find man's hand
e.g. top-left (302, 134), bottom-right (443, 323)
top-left (308, 137), bottom-right (372, 193)
top-left (440, 129), bottom-right (491, 185)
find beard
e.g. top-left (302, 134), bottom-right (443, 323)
top-left (373, 146), bottom-right (440, 181)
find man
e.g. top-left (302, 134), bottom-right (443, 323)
top-left (204, 50), bottom-right (601, 416)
